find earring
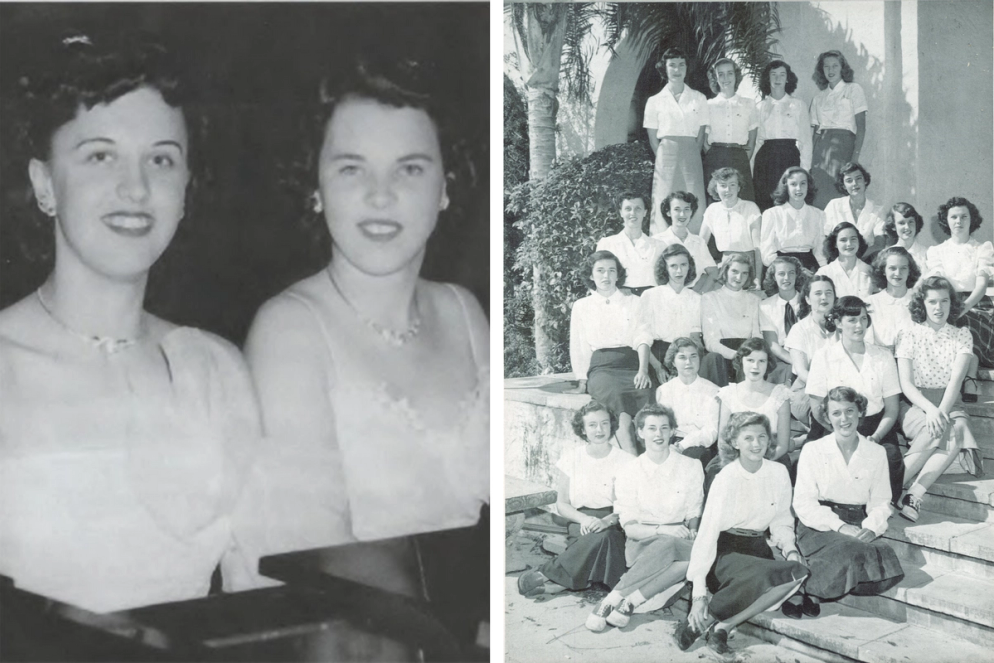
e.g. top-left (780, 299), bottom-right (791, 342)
top-left (37, 199), bottom-right (55, 217)
top-left (311, 192), bottom-right (323, 214)
top-left (439, 194), bottom-right (450, 212)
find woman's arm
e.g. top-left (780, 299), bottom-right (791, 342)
top-left (870, 394), bottom-right (899, 441)
top-left (852, 112), bottom-right (866, 162)
top-left (939, 353), bottom-right (972, 414)
top-left (569, 301), bottom-right (592, 393)
top-left (648, 132), bottom-right (660, 155)
top-left (695, 125), bottom-right (707, 152)
top-left (554, 470), bottom-right (601, 533)
top-left (770, 399), bottom-right (791, 460)
top-left (764, 330), bottom-right (792, 365)
top-left (745, 128), bottom-right (758, 160)
top-left (793, 446), bottom-right (846, 532)
top-left (897, 357), bottom-right (949, 439)
top-left (760, 210), bottom-right (780, 267)
top-left (797, 102), bottom-right (813, 170)
top-left (717, 399), bottom-right (730, 451)
top-left (789, 348), bottom-right (811, 382)
top-left (635, 343), bottom-right (652, 389)
top-left (959, 274), bottom-right (988, 316)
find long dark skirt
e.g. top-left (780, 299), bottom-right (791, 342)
top-left (808, 410), bottom-right (904, 503)
top-left (540, 507), bottom-right (627, 591)
top-left (796, 502), bottom-right (904, 600)
top-left (588, 347), bottom-right (654, 417)
top-left (959, 293), bottom-right (994, 368)
top-left (811, 129), bottom-right (855, 209)
top-left (706, 531), bottom-right (809, 621)
top-left (754, 139), bottom-right (800, 212)
top-left (698, 338), bottom-right (746, 387)
top-left (703, 145), bottom-right (755, 203)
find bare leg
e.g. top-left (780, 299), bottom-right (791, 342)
top-left (714, 576), bottom-right (807, 632)
top-left (615, 561), bottom-right (689, 599)
top-left (617, 413), bottom-right (638, 455)
top-left (910, 421), bottom-right (965, 492)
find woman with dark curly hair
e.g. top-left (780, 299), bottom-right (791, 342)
top-left (699, 252), bottom-right (762, 387)
top-left (703, 58), bottom-right (758, 203)
top-left (809, 50), bottom-right (867, 209)
top-left (760, 166), bottom-right (827, 273)
top-left (783, 275), bottom-right (837, 425)
top-left (816, 221), bottom-right (874, 299)
top-left (760, 255), bottom-right (806, 382)
top-left (654, 338), bottom-right (720, 466)
top-left (644, 48), bottom-right (709, 235)
top-left (882, 202), bottom-right (929, 270)
top-left (753, 60), bottom-right (812, 211)
top-left (895, 277), bottom-right (984, 522)
top-left (925, 197), bottom-right (994, 367)
top-left (866, 247), bottom-right (919, 352)
top-left (517, 402), bottom-right (634, 599)
top-left (822, 163), bottom-right (885, 248)
top-left (0, 30), bottom-right (260, 613)
top-left (653, 191), bottom-right (719, 293)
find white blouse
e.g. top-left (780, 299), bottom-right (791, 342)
top-left (644, 84), bottom-right (710, 138)
top-left (816, 259), bottom-right (874, 300)
top-left (653, 228), bottom-right (717, 287)
top-left (655, 376), bottom-right (720, 448)
top-left (614, 452), bottom-right (704, 527)
top-left (760, 204), bottom-right (827, 266)
top-left (894, 323), bottom-right (973, 390)
top-left (634, 284), bottom-right (702, 347)
top-left (569, 289), bottom-right (640, 381)
top-left (925, 238), bottom-right (994, 293)
top-left (794, 434), bottom-right (893, 536)
top-left (596, 231), bottom-right (664, 290)
top-left (784, 316), bottom-right (837, 373)
top-left (760, 293), bottom-right (803, 345)
top-left (706, 94), bottom-right (759, 144)
top-left (810, 81), bottom-right (868, 134)
top-left (701, 287), bottom-right (762, 352)
top-left (556, 444), bottom-right (635, 510)
top-left (824, 197), bottom-right (886, 243)
top-left (687, 460), bottom-right (797, 598)
top-left (756, 94), bottom-right (812, 170)
top-left (700, 200), bottom-right (762, 253)
top-left (806, 341), bottom-right (901, 417)
top-left (896, 238), bottom-right (929, 273)
top-left (866, 290), bottom-right (913, 348)
top-left (717, 382), bottom-right (792, 434)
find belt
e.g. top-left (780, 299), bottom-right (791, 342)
top-left (710, 142), bottom-right (747, 149)
top-left (819, 500), bottom-right (867, 525)
top-left (726, 527), bottom-right (767, 537)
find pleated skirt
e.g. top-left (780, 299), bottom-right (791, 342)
top-left (540, 507), bottom-right (627, 591)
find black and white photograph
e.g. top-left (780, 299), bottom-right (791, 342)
top-left (0, 3), bottom-right (489, 661)
top-left (504, 2), bottom-right (993, 662)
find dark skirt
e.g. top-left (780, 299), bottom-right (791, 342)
top-left (777, 250), bottom-right (820, 274)
top-left (754, 139), bottom-right (800, 212)
top-left (650, 339), bottom-right (672, 368)
top-left (706, 530), bottom-right (808, 621)
top-left (540, 507), bottom-right (627, 591)
top-left (698, 338), bottom-right (746, 387)
top-left (588, 347), bottom-right (654, 417)
top-left (627, 285), bottom-right (653, 297)
top-left (703, 145), bottom-right (755, 203)
top-left (811, 129), bottom-right (855, 209)
top-left (958, 293), bottom-right (994, 368)
top-left (796, 501), bottom-right (904, 600)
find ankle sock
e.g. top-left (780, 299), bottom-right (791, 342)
top-left (627, 590), bottom-right (647, 607)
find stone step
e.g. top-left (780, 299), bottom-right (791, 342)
top-left (977, 368), bottom-right (994, 382)
top-left (926, 460), bottom-right (994, 507)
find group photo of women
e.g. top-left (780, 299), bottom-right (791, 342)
top-left (0, 4), bottom-right (489, 662)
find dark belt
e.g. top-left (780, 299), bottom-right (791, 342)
top-left (819, 500), bottom-right (867, 527)
top-left (710, 142), bottom-right (747, 149)
top-left (762, 139), bottom-right (796, 146)
top-left (726, 527), bottom-right (767, 538)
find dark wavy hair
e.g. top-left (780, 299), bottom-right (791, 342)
top-left (762, 254), bottom-right (808, 297)
top-left (634, 403), bottom-right (678, 435)
top-left (798, 274), bottom-right (836, 320)
top-left (655, 47), bottom-right (691, 84)
top-left (812, 50), bottom-right (855, 90)
top-left (759, 60), bottom-right (798, 98)
top-left (834, 162), bottom-right (871, 196)
top-left (707, 57), bottom-right (743, 95)
top-left (731, 337), bottom-right (777, 379)
top-left (571, 401), bottom-right (619, 441)
top-left (824, 221), bottom-right (868, 262)
top-left (660, 190), bottom-right (699, 225)
top-left (772, 167), bottom-right (816, 206)
top-left (883, 202), bottom-right (924, 243)
top-left (664, 336), bottom-right (702, 374)
top-left (817, 386), bottom-right (868, 428)
top-left (909, 276), bottom-right (964, 325)
top-left (871, 246), bottom-right (920, 290)
top-left (824, 295), bottom-right (871, 334)
top-left (937, 197), bottom-right (983, 236)
top-left (717, 412), bottom-right (772, 468)
top-left (717, 251), bottom-right (757, 290)
top-left (583, 250), bottom-right (626, 291)
top-left (706, 167), bottom-right (744, 201)
top-left (655, 243), bottom-right (697, 286)
top-left (616, 191), bottom-right (649, 211)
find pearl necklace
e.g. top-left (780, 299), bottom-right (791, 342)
top-left (36, 289), bottom-right (142, 354)
top-left (327, 270), bottom-right (421, 348)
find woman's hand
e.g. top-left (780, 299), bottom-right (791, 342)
top-left (634, 369), bottom-right (651, 389)
top-left (566, 379), bottom-right (588, 395)
top-left (855, 528), bottom-right (878, 542)
top-left (839, 524), bottom-right (862, 538)
top-left (656, 524), bottom-right (691, 539)
top-left (581, 515), bottom-right (609, 535)
top-left (924, 405), bottom-right (950, 440)
top-left (688, 596), bottom-right (712, 633)
top-left (785, 550), bottom-right (806, 566)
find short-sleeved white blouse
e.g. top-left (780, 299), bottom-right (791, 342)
top-left (644, 84), bottom-right (709, 138)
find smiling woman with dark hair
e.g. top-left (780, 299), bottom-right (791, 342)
top-left (753, 60), bottom-right (812, 212)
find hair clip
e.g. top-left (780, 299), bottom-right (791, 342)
top-left (63, 34), bottom-right (93, 47)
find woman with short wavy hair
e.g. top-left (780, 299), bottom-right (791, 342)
top-left (882, 202), bottom-right (928, 271)
top-left (703, 58), bottom-right (758, 203)
top-left (822, 162), bottom-right (885, 248)
top-left (753, 60), bottom-right (812, 211)
top-left (699, 252), bottom-right (762, 387)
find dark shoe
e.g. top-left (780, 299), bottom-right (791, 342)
top-left (961, 377), bottom-right (979, 403)
top-left (899, 493), bottom-right (922, 522)
top-left (606, 598), bottom-right (634, 628)
top-left (707, 627), bottom-right (730, 654)
top-left (781, 599), bottom-right (803, 619)
top-left (585, 600), bottom-right (614, 632)
top-left (517, 569), bottom-right (547, 597)
top-left (802, 595), bottom-right (821, 617)
top-left (674, 618), bottom-right (703, 651)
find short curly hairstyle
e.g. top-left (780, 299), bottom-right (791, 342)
top-left (655, 243), bottom-right (697, 286)
top-left (834, 162), bottom-right (872, 196)
top-left (731, 337), bottom-right (777, 379)
top-left (759, 60), bottom-right (799, 98)
top-left (616, 191), bottom-right (649, 211)
top-left (797, 274), bottom-right (836, 320)
top-left (883, 202), bottom-right (924, 243)
top-left (571, 401), bottom-right (619, 441)
top-left (824, 295), bottom-right (872, 334)
top-left (762, 254), bottom-right (808, 297)
top-left (655, 47), bottom-right (691, 84)
top-left (937, 197), bottom-right (983, 236)
top-left (812, 50), bottom-right (855, 90)
top-left (772, 167), bottom-right (817, 206)
top-left (909, 276), bottom-right (964, 325)
top-left (824, 221), bottom-right (868, 262)
top-left (663, 336), bottom-right (702, 375)
top-left (707, 167), bottom-right (744, 201)
top-left (707, 57), bottom-right (743, 95)
top-left (717, 412), bottom-right (772, 468)
top-left (817, 386), bottom-right (868, 428)
top-left (871, 246), bottom-right (920, 291)
top-left (660, 190), bottom-right (699, 225)
top-left (717, 252), bottom-right (757, 290)
top-left (583, 250), bottom-right (626, 291)
top-left (634, 403), bottom-right (678, 434)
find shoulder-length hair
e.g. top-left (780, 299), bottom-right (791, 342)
top-left (772, 167), bottom-right (816, 206)
top-left (834, 162), bottom-right (871, 196)
top-left (731, 337), bottom-right (777, 379)
top-left (798, 274), bottom-right (836, 319)
top-left (583, 250), bottom-right (626, 291)
top-left (717, 252), bottom-right (757, 289)
top-left (706, 167), bottom-right (744, 201)
top-left (664, 337), bottom-right (702, 374)
top-left (660, 190), bottom-right (699, 225)
top-left (817, 386), bottom-right (868, 426)
top-left (824, 221), bottom-right (868, 262)
top-left (824, 295), bottom-right (871, 333)
top-left (762, 255), bottom-right (808, 297)
top-left (871, 246), bottom-right (920, 290)
top-left (937, 197), bottom-right (984, 236)
top-left (707, 57), bottom-right (743, 95)
top-left (883, 202), bottom-right (924, 243)
top-left (655, 47), bottom-right (691, 84)
top-left (717, 412), bottom-right (772, 469)
top-left (571, 401), bottom-right (619, 441)
top-left (759, 60), bottom-right (798, 98)
top-left (634, 403), bottom-right (678, 433)
top-left (812, 50), bottom-right (855, 90)
top-left (909, 276), bottom-right (964, 324)
top-left (655, 243), bottom-right (697, 286)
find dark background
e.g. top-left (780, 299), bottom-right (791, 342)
top-left (0, 2), bottom-right (489, 346)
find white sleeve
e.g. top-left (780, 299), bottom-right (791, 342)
top-left (570, 300), bottom-right (592, 381)
top-left (793, 445), bottom-right (845, 532)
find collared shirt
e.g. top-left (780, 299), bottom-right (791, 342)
top-left (700, 200), bottom-right (762, 253)
top-left (760, 293), bottom-right (803, 344)
top-left (654, 376), bottom-right (719, 448)
top-left (555, 444), bottom-right (635, 510)
top-left (794, 434), bottom-right (893, 536)
top-left (701, 287), bottom-right (762, 353)
top-left (653, 228), bottom-right (717, 287)
top-left (614, 452), bottom-right (704, 528)
top-left (760, 203), bottom-right (827, 266)
top-left (644, 84), bottom-right (709, 138)
top-left (634, 284), bottom-right (702, 347)
top-left (756, 94), bottom-right (813, 169)
top-left (717, 382), bottom-right (792, 433)
top-left (806, 341), bottom-right (901, 416)
top-left (706, 94), bottom-right (759, 144)
top-left (596, 231), bottom-right (664, 289)
top-left (569, 289), bottom-right (640, 381)
top-left (688, 460), bottom-right (797, 598)
top-left (824, 197), bottom-right (886, 243)
top-left (784, 316), bottom-right (838, 374)
top-left (894, 323), bottom-right (973, 390)
top-left (816, 259), bottom-right (874, 300)
top-left (810, 81), bottom-right (868, 134)
top-left (925, 238), bottom-right (994, 293)
top-left (866, 290), bottom-right (913, 348)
